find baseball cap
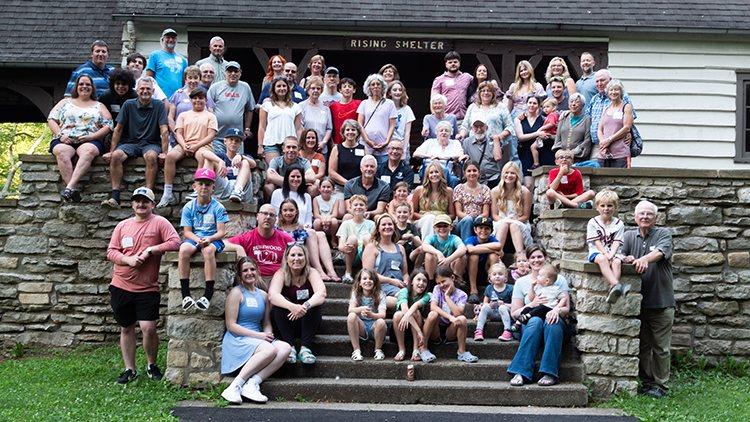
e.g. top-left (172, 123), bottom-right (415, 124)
top-left (132, 186), bottom-right (155, 203)
top-left (226, 61), bottom-right (241, 70)
top-left (224, 128), bottom-right (243, 139)
top-left (472, 117), bottom-right (487, 126)
top-left (161, 28), bottom-right (178, 37)
top-left (433, 214), bottom-right (452, 227)
top-left (473, 216), bottom-right (493, 229)
top-left (188, 87), bottom-right (207, 98)
top-left (194, 168), bottom-right (216, 182)
top-left (324, 66), bottom-right (339, 75)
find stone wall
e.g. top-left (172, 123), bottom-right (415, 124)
top-left (534, 166), bottom-right (750, 363)
top-left (0, 155), bottom-right (256, 348)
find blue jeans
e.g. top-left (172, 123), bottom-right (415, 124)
top-left (455, 215), bottom-right (476, 240)
top-left (507, 316), bottom-right (565, 381)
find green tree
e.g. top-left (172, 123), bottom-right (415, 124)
top-left (0, 123), bottom-right (50, 197)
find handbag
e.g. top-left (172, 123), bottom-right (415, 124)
top-left (630, 125), bottom-right (643, 157)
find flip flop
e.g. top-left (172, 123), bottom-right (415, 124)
top-left (394, 350), bottom-right (406, 362)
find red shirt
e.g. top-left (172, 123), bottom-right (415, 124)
top-left (228, 228), bottom-right (293, 277)
top-left (548, 167), bottom-right (584, 196)
top-left (330, 99), bottom-right (362, 144)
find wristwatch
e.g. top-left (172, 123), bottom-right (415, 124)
top-left (303, 301), bottom-right (311, 310)
top-left (145, 247), bottom-right (153, 256)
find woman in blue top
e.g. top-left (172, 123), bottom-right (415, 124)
top-left (220, 257), bottom-right (293, 405)
top-left (507, 244), bottom-right (571, 387)
top-left (362, 214), bottom-right (410, 309)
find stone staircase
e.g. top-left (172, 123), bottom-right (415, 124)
top-left (258, 281), bottom-right (589, 407)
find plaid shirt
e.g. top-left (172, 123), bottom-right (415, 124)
top-left (586, 91), bottom-right (637, 144)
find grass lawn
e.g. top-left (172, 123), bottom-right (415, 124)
top-left (0, 344), bottom-right (221, 421)
top-left (599, 358), bottom-right (750, 422)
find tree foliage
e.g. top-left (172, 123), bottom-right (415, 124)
top-left (0, 123), bottom-right (50, 197)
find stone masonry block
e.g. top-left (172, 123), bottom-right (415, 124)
top-left (673, 252), bottom-right (725, 267)
top-left (4, 236), bottom-right (48, 254)
top-left (728, 252), bottom-right (750, 268)
top-left (18, 282), bottom-right (53, 293)
top-left (167, 316), bottom-right (225, 341)
top-left (577, 314), bottom-right (641, 337)
top-left (18, 293), bottom-right (51, 305)
top-left (581, 354), bottom-right (639, 377)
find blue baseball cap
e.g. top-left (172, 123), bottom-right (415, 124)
top-left (224, 128), bottom-right (243, 139)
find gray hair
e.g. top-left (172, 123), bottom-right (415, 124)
top-left (199, 63), bottom-right (214, 72)
top-left (360, 154), bottom-right (377, 166)
top-left (435, 120), bottom-right (454, 136)
top-left (209, 36), bottom-right (224, 45)
top-left (363, 73), bottom-right (387, 98)
top-left (606, 79), bottom-right (624, 93)
top-left (635, 200), bottom-right (658, 215)
top-left (136, 76), bottom-right (155, 88)
top-left (569, 92), bottom-right (586, 106)
top-left (595, 68), bottom-right (612, 80)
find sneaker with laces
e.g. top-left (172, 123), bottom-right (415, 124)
top-left (229, 191), bottom-right (243, 202)
top-left (116, 368), bottom-right (137, 384)
top-left (156, 193), bottom-right (176, 208)
top-left (60, 188), bottom-right (74, 202)
top-left (146, 363), bottom-right (163, 380)
top-left (498, 330), bottom-right (513, 341)
top-left (101, 197), bottom-right (120, 209)
top-left (240, 380), bottom-right (268, 403)
top-left (70, 189), bottom-right (82, 203)
top-left (221, 384), bottom-right (243, 404)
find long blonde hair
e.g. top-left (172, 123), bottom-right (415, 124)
top-left (420, 161), bottom-right (451, 211)
top-left (513, 60), bottom-right (538, 92)
top-left (280, 244), bottom-right (310, 287)
top-left (493, 162), bottom-right (523, 215)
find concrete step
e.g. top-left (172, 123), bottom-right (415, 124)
top-left (273, 356), bottom-right (583, 382)
top-left (261, 377), bottom-right (589, 407)
top-left (322, 298), bottom-right (479, 318)
top-left (320, 315), bottom-right (511, 339)
top-left (324, 281), bottom-right (353, 299)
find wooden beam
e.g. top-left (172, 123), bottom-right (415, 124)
top-left (501, 52), bottom-right (516, 90)
top-left (297, 47), bottom-right (320, 85)
top-left (475, 52), bottom-right (499, 83)
top-left (279, 47), bottom-right (293, 62)
top-left (252, 47), bottom-right (269, 74)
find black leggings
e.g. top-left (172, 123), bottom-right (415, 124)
top-left (271, 305), bottom-right (322, 348)
top-left (520, 305), bottom-right (553, 322)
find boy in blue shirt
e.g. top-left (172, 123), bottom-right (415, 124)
top-left (464, 216), bottom-right (504, 304)
top-left (420, 214), bottom-right (466, 281)
top-left (178, 168), bottom-right (229, 310)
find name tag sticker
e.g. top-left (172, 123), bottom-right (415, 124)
top-left (355, 149), bottom-right (365, 157)
top-left (390, 260), bottom-right (401, 271)
top-left (445, 79), bottom-right (455, 88)
top-left (246, 297), bottom-right (259, 308)
top-left (649, 246), bottom-right (655, 251)
top-left (122, 237), bottom-right (134, 248)
top-left (296, 289), bottom-right (310, 301)
top-left (613, 110), bottom-right (624, 120)
top-left (312, 159), bottom-right (321, 168)
top-left (381, 175), bottom-right (391, 184)
top-left (560, 175), bottom-right (568, 184)
top-left (294, 92), bottom-right (303, 99)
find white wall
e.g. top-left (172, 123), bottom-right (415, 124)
top-left (608, 37), bottom-right (750, 169)
top-left (130, 23), bottom-right (189, 61)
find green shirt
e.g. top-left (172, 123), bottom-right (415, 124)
top-left (395, 287), bottom-right (430, 310)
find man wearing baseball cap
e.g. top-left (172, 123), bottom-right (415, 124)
top-left (214, 128), bottom-right (258, 202)
top-left (464, 216), bottom-right (504, 303)
top-left (459, 117), bottom-right (508, 189)
top-left (320, 66), bottom-right (343, 106)
top-left (208, 60), bottom-right (256, 155)
top-left (145, 28), bottom-right (188, 98)
top-left (107, 186), bottom-right (180, 384)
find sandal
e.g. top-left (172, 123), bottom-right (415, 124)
top-left (394, 350), bottom-right (406, 362)
top-left (411, 349), bottom-right (421, 362)
top-left (181, 296), bottom-right (195, 311)
top-left (374, 349), bottom-right (385, 360)
top-left (510, 374), bottom-right (524, 387)
top-left (457, 351), bottom-right (478, 363)
top-left (351, 349), bottom-right (363, 361)
top-left (287, 348), bottom-right (297, 364)
top-left (195, 296), bottom-right (210, 311)
top-left (419, 349), bottom-right (436, 363)
top-left (537, 375), bottom-right (558, 386)
top-left (298, 346), bottom-right (317, 364)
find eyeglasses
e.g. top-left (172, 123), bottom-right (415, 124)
top-left (557, 155), bottom-right (573, 160)
top-left (258, 211), bottom-right (277, 218)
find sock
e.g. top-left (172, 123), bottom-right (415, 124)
top-left (163, 184), bottom-right (173, 196)
top-left (203, 280), bottom-right (215, 300)
top-left (251, 374), bottom-right (262, 385)
top-left (112, 189), bottom-right (121, 203)
top-left (180, 278), bottom-right (190, 298)
top-left (230, 376), bottom-right (246, 388)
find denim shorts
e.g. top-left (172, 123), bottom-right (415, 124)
top-left (588, 252), bottom-right (600, 263)
top-left (116, 141), bottom-right (161, 158)
top-left (183, 238), bottom-right (225, 253)
top-left (359, 318), bottom-right (376, 341)
top-left (263, 143), bottom-right (283, 155)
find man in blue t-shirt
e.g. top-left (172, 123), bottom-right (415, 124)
top-left (464, 216), bottom-right (504, 304)
top-left (145, 28), bottom-right (188, 98)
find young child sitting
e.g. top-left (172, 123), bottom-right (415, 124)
top-left (545, 149), bottom-right (595, 209)
top-left (387, 181), bottom-right (413, 216)
top-left (178, 168), bottom-right (228, 310)
top-left (509, 254), bottom-right (530, 285)
top-left (394, 202), bottom-right (422, 271)
top-left (336, 195), bottom-right (375, 284)
top-left (392, 268), bottom-right (431, 362)
top-left (422, 266), bottom-right (477, 363)
top-left (474, 263), bottom-right (514, 342)
top-left (347, 268), bottom-right (387, 361)
top-left (419, 214), bottom-right (466, 281)
top-left (531, 98), bottom-right (560, 169)
top-left (516, 263), bottom-right (566, 325)
top-left (312, 177), bottom-right (343, 244)
top-left (586, 189), bottom-right (628, 303)
top-left (464, 216), bottom-right (503, 304)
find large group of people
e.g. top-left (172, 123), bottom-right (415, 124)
top-left (65, 32), bottom-right (672, 403)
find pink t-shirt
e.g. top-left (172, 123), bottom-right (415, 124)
top-left (107, 214), bottom-right (180, 293)
top-left (228, 228), bottom-right (293, 277)
top-left (431, 71), bottom-right (473, 119)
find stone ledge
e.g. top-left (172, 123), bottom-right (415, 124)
top-left (21, 154), bottom-right (200, 167)
top-left (163, 251), bottom-right (238, 263)
top-left (540, 209), bottom-right (598, 219)
top-left (560, 260), bottom-right (638, 276)
top-left (0, 199), bottom-right (18, 207)
top-left (532, 165), bottom-right (750, 180)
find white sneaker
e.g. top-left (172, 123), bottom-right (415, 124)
top-left (156, 193), bottom-right (175, 208)
top-left (221, 384), bottom-right (243, 404)
top-left (240, 380), bottom-right (268, 403)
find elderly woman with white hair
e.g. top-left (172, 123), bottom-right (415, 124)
top-left (421, 93), bottom-right (459, 139)
top-left (414, 120), bottom-right (464, 187)
top-left (596, 79), bottom-right (633, 168)
top-left (552, 92), bottom-right (592, 163)
top-left (357, 73), bottom-right (397, 166)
